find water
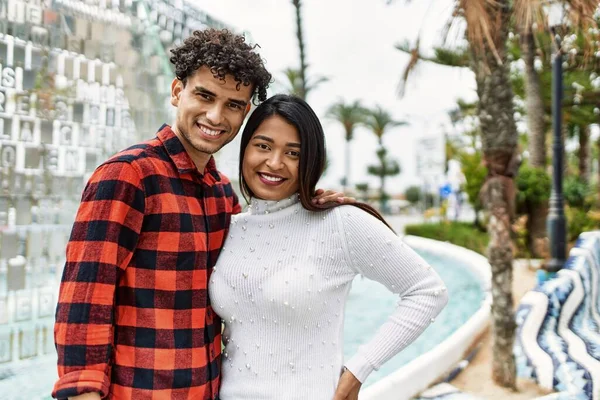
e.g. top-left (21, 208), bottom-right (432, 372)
top-left (343, 249), bottom-right (485, 387)
top-left (0, 250), bottom-right (484, 399)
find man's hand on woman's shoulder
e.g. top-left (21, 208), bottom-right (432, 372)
top-left (312, 188), bottom-right (356, 207)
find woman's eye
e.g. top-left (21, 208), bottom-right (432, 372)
top-left (256, 143), bottom-right (270, 150)
top-left (288, 151), bottom-right (300, 157)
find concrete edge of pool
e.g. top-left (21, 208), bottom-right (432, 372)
top-left (359, 235), bottom-right (492, 400)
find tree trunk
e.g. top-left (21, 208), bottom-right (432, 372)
top-left (344, 137), bottom-right (350, 192)
top-left (485, 177), bottom-right (517, 388)
top-left (526, 200), bottom-right (549, 258)
top-left (471, 0), bottom-right (518, 388)
top-left (597, 133), bottom-right (600, 204)
top-left (380, 171), bottom-right (386, 213)
top-left (292, 0), bottom-right (307, 100)
top-left (520, 30), bottom-right (546, 168)
top-left (520, 29), bottom-right (549, 258)
top-left (578, 125), bottom-right (589, 181)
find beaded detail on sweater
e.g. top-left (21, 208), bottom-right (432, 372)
top-left (209, 195), bottom-right (448, 400)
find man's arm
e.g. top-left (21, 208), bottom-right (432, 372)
top-left (69, 393), bottom-right (101, 400)
top-left (52, 161), bottom-right (145, 399)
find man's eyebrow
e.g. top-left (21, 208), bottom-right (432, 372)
top-left (253, 135), bottom-right (301, 148)
top-left (194, 86), bottom-right (248, 107)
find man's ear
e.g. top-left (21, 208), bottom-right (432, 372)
top-left (171, 78), bottom-right (182, 107)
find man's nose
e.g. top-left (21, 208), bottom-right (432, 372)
top-left (205, 103), bottom-right (224, 126)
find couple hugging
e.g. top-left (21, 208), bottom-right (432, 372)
top-left (52, 28), bottom-right (447, 400)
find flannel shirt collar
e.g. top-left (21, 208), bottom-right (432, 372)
top-left (157, 124), bottom-right (221, 182)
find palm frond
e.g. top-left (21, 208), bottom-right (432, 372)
top-left (363, 105), bottom-right (408, 141)
top-left (513, 0), bottom-right (546, 34)
top-left (453, 0), bottom-right (504, 64)
top-left (433, 47), bottom-right (471, 67)
top-left (397, 37), bottom-right (421, 97)
top-left (325, 100), bottom-right (368, 141)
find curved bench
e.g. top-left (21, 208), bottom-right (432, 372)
top-left (514, 231), bottom-right (600, 400)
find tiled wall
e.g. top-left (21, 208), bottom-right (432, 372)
top-left (0, 0), bottom-right (227, 372)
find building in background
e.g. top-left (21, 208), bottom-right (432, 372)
top-left (0, 1), bottom-right (232, 397)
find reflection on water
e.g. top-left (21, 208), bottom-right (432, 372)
top-left (344, 249), bottom-right (485, 387)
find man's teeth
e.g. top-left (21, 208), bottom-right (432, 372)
top-left (199, 125), bottom-right (221, 136)
top-left (260, 174), bottom-right (283, 182)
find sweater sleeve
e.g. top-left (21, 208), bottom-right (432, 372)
top-left (336, 206), bottom-right (448, 383)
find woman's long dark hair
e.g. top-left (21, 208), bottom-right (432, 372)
top-left (239, 94), bottom-right (393, 231)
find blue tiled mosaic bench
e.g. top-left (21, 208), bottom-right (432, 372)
top-left (514, 231), bottom-right (600, 400)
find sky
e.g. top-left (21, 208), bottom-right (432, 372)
top-left (194, 0), bottom-right (477, 194)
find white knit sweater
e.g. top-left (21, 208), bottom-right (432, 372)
top-left (209, 195), bottom-right (448, 400)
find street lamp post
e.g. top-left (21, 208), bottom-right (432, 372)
top-left (546, 3), bottom-right (567, 274)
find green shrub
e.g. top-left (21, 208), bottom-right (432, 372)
top-left (516, 165), bottom-right (551, 209)
top-left (565, 206), bottom-right (600, 242)
top-left (460, 151), bottom-right (486, 210)
top-left (404, 186), bottom-right (421, 205)
top-left (405, 222), bottom-right (489, 255)
top-left (563, 176), bottom-right (591, 209)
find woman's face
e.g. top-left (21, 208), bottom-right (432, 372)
top-left (242, 115), bottom-right (301, 201)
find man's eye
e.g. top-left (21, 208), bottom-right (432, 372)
top-left (228, 103), bottom-right (242, 110)
top-left (198, 93), bottom-right (211, 100)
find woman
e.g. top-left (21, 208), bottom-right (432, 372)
top-left (209, 95), bottom-right (448, 400)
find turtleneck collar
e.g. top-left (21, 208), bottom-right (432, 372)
top-left (248, 193), bottom-right (301, 215)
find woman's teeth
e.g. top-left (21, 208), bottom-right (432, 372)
top-left (199, 124), bottom-right (221, 136)
top-left (260, 174), bottom-right (283, 182)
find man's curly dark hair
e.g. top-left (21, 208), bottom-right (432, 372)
top-left (169, 29), bottom-right (272, 103)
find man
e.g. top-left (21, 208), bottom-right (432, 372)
top-left (53, 29), bottom-right (345, 400)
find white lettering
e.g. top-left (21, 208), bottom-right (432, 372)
top-left (2, 68), bottom-right (15, 88)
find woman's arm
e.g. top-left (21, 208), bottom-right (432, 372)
top-left (335, 206), bottom-right (449, 384)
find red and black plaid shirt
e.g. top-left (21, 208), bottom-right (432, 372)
top-left (53, 124), bottom-right (240, 399)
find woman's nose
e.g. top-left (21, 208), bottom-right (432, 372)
top-left (265, 154), bottom-right (284, 170)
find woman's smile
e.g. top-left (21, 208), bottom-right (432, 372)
top-left (242, 115), bottom-right (300, 201)
top-left (257, 172), bottom-right (287, 186)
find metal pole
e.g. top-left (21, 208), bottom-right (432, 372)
top-left (546, 32), bottom-right (567, 273)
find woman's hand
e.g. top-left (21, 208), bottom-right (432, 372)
top-left (312, 188), bottom-right (356, 207)
top-left (333, 369), bottom-right (361, 400)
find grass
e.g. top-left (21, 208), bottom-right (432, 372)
top-left (404, 221), bottom-right (489, 255)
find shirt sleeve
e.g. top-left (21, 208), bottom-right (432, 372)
top-left (335, 206), bottom-right (448, 383)
top-left (52, 161), bottom-right (145, 399)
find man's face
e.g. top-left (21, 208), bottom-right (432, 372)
top-left (171, 66), bottom-right (253, 158)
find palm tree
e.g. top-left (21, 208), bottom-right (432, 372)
top-left (393, 0), bottom-right (518, 388)
top-left (326, 101), bottom-right (367, 191)
top-left (367, 148), bottom-right (401, 213)
top-left (390, 0), bottom-right (598, 387)
top-left (355, 182), bottom-right (370, 202)
top-left (362, 106), bottom-right (407, 146)
top-left (291, 0), bottom-right (308, 99)
top-left (519, 30), bottom-right (547, 169)
top-left (363, 106), bottom-right (407, 211)
top-left (280, 68), bottom-right (328, 99)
